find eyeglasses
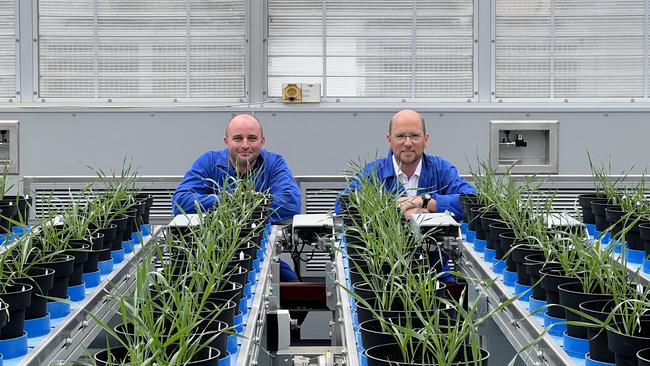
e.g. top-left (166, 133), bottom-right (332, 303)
top-left (393, 133), bottom-right (422, 142)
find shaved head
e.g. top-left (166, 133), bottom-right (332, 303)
top-left (224, 113), bottom-right (266, 173)
top-left (225, 113), bottom-right (264, 138)
top-left (389, 109), bottom-right (426, 134)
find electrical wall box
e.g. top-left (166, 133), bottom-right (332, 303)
top-left (0, 121), bottom-right (19, 174)
top-left (282, 83), bottom-right (321, 103)
top-left (489, 120), bottom-right (559, 174)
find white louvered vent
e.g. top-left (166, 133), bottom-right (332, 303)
top-left (38, 0), bottom-right (246, 99)
top-left (33, 187), bottom-right (175, 224)
top-left (302, 251), bottom-right (331, 274)
top-left (305, 188), bottom-right (340, 214)
top-left (0, 0), bottom-right (15, 99)
top-left (495, 0), bottom-right (648, 99)
top-left (268, 0), bottom-right (474, 99)
top-left (298, 176), bottom-right (650, 218)
top-left (25, 177), bottom-right (181, 224)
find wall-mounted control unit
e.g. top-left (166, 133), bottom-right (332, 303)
top-left (0, 121), bottom-right (19, 174)
top-left (282, 83), bottom-right (322, 103)
top-left (489, 120), bottom-right (559, 174)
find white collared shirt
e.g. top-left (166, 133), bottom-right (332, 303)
top-left (393, 155), bottom-right (422, 197)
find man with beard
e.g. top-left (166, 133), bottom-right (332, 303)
top-left (338, 109), bottom-right (475, 220)
top-left (336, 109), bottom-right (476, 281)
top-left (172, 113), bottom-right (301, 280)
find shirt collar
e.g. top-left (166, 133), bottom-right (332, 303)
top-left (392, 154), bottom-right (422, 180)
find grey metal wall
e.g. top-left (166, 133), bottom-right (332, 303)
top-left (2, 106), bottom-right (649, 183)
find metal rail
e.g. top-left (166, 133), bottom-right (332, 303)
top-left (460, 242), bottom-right (577, 366)
top-left (235, 226), bottom-right (277, 366)
top-left (332, 249), bottom-right (361, 366)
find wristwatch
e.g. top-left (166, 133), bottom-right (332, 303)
top-left (421, 193), bottom-right (432, 209)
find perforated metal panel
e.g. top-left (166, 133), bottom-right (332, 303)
top-left (267, 0), bottom-right (475, 99)
top-left (24, 176), bottom-right (181, 224)
top-left (0, 0), bottom-right (15, 99)
top-left (495, 0), bottom-right (650, 100)
top-left (37, 0), bottom-right (246, 99)
top-left (296, 175), bottom-right (650, 216)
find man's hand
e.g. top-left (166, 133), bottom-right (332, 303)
top-left (398, 196), bottom-right (423, 213)
top-left (404, 207), bottom-right (429, 220)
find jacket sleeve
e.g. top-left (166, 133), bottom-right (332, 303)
top-left (432, 159), bottom-right (476, 220)
top-left (172, 154), bottom-right (220, 216)
top-left (267, 156), bottom-right (301, 224)
top-left (334, 161), bottom-right (380, 214)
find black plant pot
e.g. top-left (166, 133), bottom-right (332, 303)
top-left (135, 193), bottom-right (155, 224)
top-left (90, 223), bottom-right (117, 251)
top-left (470, 207), bottom-right (489, 241)
top-left (511, 243), bottom-right (544, 286)
top-left (365, 343), bottom-right (489, 366)
top-left (0, 283), bottom-right (33, 339)
top-left (579, 299), bottom-right (619, 363)
top-left (70, 235), bottom-right (104, 273)
top-left (607, 319), bottom-right (650, 366)
top-left (29, 254), bottom-right (75, 301)
top-left (557, 282), bottom-right (612, 339)
top-left (498, 232), bottom-right (520, 272)
top-left (637, 348), bottom-right (650, 366)
top-left (0, 195), bottom-right (33, 225)
top-left (524, 254), bottom-right (561, 302)
top-left (629, 219), bottom-right (650, 251)
top-left (539, 268), bottom-right (578, 319)
top-left (195, 312), bottom-right (229, 359)
top-left (459, 193), bottom-right (478, 217)
top-left (227, 253), bottom-right (252, 273)
top-left (94, 347), bottom-right (130, 366)
top-left (222, 266), bottom-right (249, 290)
top-left (151, 292), bottom-right (238, 328)
top-left (604, 208), bottom-right (638, 244)
top-left (114, 320), bottom-right (226, 362)
top-left (347, 253), bottom-right (369, 269)
top-left (479, 212), bottom-right (502, 249)
top-left (52, 242), bottom-right (90, 286)
top-left (132, 200), bottom-right (146, 229)
top-left (206, 280), bottom-right (244, 305)
top-left (13, 267), bottom-right (55, 320)
top-left (235, 241), bottom-right (258, 261)
top-left (348, 262), bottom-right (401, 287)
top-left (355, 295), bottom-right (451, 325)
top-left (199, 298), bottom-right (238, 328)
top-left (352, 280), bottom-right (444, 305)
top-left (578, 193), bottom-right (605, 225)
top-left (110, 214), bottom-right (129, 250)
top-left (489, 223), bottom-right (514, 261)
top-left (122, 209), bottom-right (138, 241)
top-left (0, 300), bottom-right (8, 329)
top-left (591, 199), bottom-right (620, 232)
top-left (0, 202), bottom-right (18, 233)
top-left (464, 201), bottom-right (484, 232)
top-left (360, 318), bottom-right (426, 350)
top-left (640, 222), bottom-right (650, 256)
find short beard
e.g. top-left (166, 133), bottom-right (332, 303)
top-left (397, 151), bottom-right (419, 165)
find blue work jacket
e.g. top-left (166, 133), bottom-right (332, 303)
top-left (172, 149), bottom-right (301, 224)
top-left (337, 150), bottom-right (476, 220)
top-left (336, 151), bottom-right (476, 282)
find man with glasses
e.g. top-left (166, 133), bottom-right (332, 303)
top-left (339, 108), bottom-right (476, 220)
top-left (337, 109), bottom-right (476, 283)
